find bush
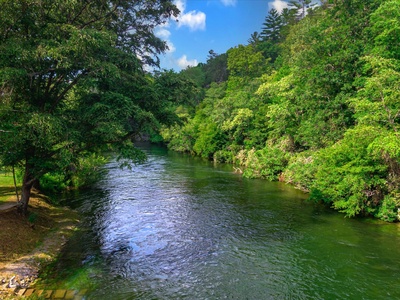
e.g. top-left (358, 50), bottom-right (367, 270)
top-left (39, 153), bottom-right (107, 196)
top-left (213, 150), bottom-right (234, 164)
top-left (193, 121), bottom-right (226, 159)
top-left (39, 172), bottom-right (69, 194)
top-left (71, 153), bottom-right (108, 189)
top-left (161, 122), bottom-right (197, 153)
top-left (283, 152), bottom-right (316, 192)
top-left (239, 145), bottom-right (290, 180)
top-left (310, 126), bottom-right (389, 218)
top-left (376, 194), bottom-right (400, 222)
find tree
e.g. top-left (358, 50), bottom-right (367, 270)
top-left (288, 0), bottom-right (317, 20)
top-left (257, 0), bottom-right (382, 151)
top-left (152, 69), bottom-right (201, 114)
top-left (227, 45), bottom-right (267, 80)
top-left (281, 8), bottom-right (298, 26)
top-left (202, 50), bottom-right (228, 86)
top-left (248, 31), bottom-right (262, 46)
top-left (277, 0), bottom-right (398, 220)
top-left (369, 0), bottom-right (400, 60)
top-left (261, 8), bottom-right (283, 43)
top-left (0, 0), bottom-right (179, 215)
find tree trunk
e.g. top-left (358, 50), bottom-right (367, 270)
top-left (12, 165), bottom-right (20, 202)
top-left (18, 163), bottom-right (35, 216)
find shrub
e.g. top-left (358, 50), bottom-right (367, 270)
top-left (239, 145), bottom-right (290, 180)
top-left (283, 152), bottom-right (316, 192)
top-left (310, 126), bottom-right (389, 218)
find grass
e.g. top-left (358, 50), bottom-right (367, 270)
top-left (0, 169), bottom-right (79, 261)
top-left (0, 172), bottom-right (20, 203)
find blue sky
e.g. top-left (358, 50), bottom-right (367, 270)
top-left (156, 0), bottom-right (289, 71)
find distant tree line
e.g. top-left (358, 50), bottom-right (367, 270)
top-left (160, 0), bottom-right (400, 222)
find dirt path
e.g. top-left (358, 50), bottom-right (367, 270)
top-left (0, 195), bottom-right (80, 299)
top-left (0, 201), bottom-right (18, 213)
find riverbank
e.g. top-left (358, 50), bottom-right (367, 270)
top-left (0, 191), bottom-right (80, 299)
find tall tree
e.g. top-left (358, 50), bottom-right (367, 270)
top-left (261, 8), bottom-right (283, 43)
top-left (0, 0), bottom-right (179, 215)
top-left (288, 0), bottom-right (317, 20)
top-left (248, 31), bottom-right (262, 46)
top-left (258, 8), bottom-right (284, 62)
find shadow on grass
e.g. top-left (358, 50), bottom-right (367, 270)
top-left (1, 187), bottom-right (54, 209)
top-left (0, 187), bottom-right (16, 202)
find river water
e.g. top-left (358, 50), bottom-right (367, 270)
top-left (41, 144), bottom-right (400, 299)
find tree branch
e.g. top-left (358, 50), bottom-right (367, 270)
top-left (44, 69), bottom-right (56, 100)
top-left (70, 1), bottom-right (92, 24)
top-left (50, 71), bottom-right (88, 113)
top-left (79, 1), bottom-right (120, 30)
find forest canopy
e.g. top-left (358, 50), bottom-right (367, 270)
top-left (160, 0), bottom-right (400, 222)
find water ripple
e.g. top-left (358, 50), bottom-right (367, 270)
top-left (56, 146), bottom-right (400, 300)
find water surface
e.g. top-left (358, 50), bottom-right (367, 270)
top-left (42, 145), bottom-right (400, 299)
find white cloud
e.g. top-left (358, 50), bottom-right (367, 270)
top-left (175, 0), bottom-right (206, 31)
top-left (178, 11), bottom-right (206, 31)
top-left (269, 0), bottom-right (288, 12)
top-left (155, 27), bottom-right (171, 40)
top-left (175, 0), bottom-right (185, 12)
top-left (166, 40), bottom-right (176, 53)
top-left (154, 1), bottom-right (205, 70)
top-left (177, 55), bottom-right (198, 68)
top-left (155, 27), bottom-right (175, 53)
top-left (220, 0), bottom-right (237, 6)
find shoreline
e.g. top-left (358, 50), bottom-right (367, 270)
top-left (0, 197), bottom-right (80, 299)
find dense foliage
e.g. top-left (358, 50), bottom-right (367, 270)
top-left (161, 0), bottom-right (400, 221)
top-left (0, 0), bottom-right (180, 214)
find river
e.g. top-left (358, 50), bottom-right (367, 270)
top-left (39, 144), bottom-right (400, 299)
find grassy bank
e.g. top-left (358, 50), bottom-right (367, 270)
top-left (0, 177), bottom-right (80, 299)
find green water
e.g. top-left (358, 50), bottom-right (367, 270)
top-left (39, 144), bottom-right (400, 299)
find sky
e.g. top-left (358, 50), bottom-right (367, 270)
top-left (156, 0), bottom-right (289, 71)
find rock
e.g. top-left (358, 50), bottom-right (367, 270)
top-left (7, 275), bottom-right (17, 288)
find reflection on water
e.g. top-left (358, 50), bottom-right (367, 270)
top-left (44, 144), bottom-right (400, 299)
